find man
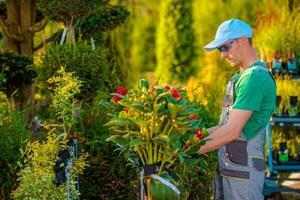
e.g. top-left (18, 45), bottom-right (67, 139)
top-left (198, 19), bottom-right (276, 200)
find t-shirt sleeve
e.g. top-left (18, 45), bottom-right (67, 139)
top-left (233, 73), bottom-right (265, 111)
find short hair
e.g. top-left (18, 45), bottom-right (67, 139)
top-left (248, 38), bottom-right (252, 46)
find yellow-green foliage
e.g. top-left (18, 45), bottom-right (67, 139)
top-left (275, 76), bottom-right (300, 113)
top-left (187, 52), bottom-right (234, 118)
top-left (156, 0), bottom-right (196, 83)
top-left (48, 67), bottom-right (81, 134)
top-left (255, 0), bottom-right (300, 59)
top-left (0, 92), bottom-right (31, 199)
top-left (155, 0), bottom-right (178, 84)
top-left (12, 133), bottom-right (89, 200)
top-left (130, 5), bottom-right (157, 79)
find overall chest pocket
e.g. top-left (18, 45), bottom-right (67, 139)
top-left (225, 140), bottom-right (248, 166)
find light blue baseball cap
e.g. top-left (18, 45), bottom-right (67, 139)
top-left (204, 19), bottom-right (252, 51)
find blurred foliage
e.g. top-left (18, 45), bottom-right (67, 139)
top-left (78, 4), bottom-right (130, 41)
top-left (35, 0), bottom-right (100, 25)
top-left (79, 142), bottom-right (138, 200)
top-left (130, 6), bottom-right (156, 74)
top-left (0, 1), bottom-right (5, 18)
top-left (0, 51), bottom-right (36, 99)
top-left (0, 93), bottom-right (31, 199)
top-left (155, 0), bottom-right (196, 83)
top-left (255, 0), bottom-right (300, 61)
top-left (275, 76), bottom-right (300, 114)
top-left (187, 52), bottom-right (235, 118)
top-left (271, 127), bottom-right (300, 160)
top-left (109, 0), bottom-right (160, 86)
top-left (35, 41), bottom-right (125, 103)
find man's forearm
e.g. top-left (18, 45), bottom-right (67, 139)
top-left (199, 124), bottom-right (238, 154)
top-left (199, 109), bottom-right (253, 154)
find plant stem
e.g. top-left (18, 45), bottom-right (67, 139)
top-left (137, 147), bottom-right (146, 165)
top-left (141, 147), bottom-right (148, 164)
top-left (153, 143), bottom-right (157, 163)
top-left (148, 142), bottom-right (153, 164)
top-left (158, 157), bottom-right (166, 174)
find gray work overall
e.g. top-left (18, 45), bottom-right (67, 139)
top-left (213, 66), bottom-right (270, 200)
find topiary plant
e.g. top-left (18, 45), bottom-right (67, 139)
top-left (35, 41), bottom-right (125, 103)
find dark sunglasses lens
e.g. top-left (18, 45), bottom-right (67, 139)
top-left (218, 44), bottom-right (231, 52)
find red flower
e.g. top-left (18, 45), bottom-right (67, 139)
top-left (189, 114), bottom-right (198, 120)
top-left (195, 129), bottom-right (205, 140)
top-left (113, 95), bottom-right (122, 103)
top-left (171, 89), bottom-right (181, 100)
top-left (116, 87), bottom-right (128, 95)
top-left (164, 85), bottom-right (171, 91)
top-left (150, 85), bottom-right (155, 93)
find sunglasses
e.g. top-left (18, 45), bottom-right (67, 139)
top-left (217, 40), bottom-right (235, 53)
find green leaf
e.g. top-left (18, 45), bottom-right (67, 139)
top-left (178, 99), bottom-right (188, 106)
top-left (155, 87), bottom-right (164, 95)
top-left (131, 102), bottom-right (147, 112)
top-left (106, 135), bottom-right (130, 147)
top-left (166, 96), bottom-right (177, 104)
top-left (185, 144), bottom-right (201, 155)
top-left (139, 79), bottom-right (149, 89)
top-left (131, 118), bottom-right (145, 127)
top-left (153, 134), bottom-right (169, 143)
top-left (129, 139), bottom-right (145, 147)
top-left (98, 101), bottom-right (112, 108)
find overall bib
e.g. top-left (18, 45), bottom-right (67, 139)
top-left (213, 66), bottom-right (271, 200)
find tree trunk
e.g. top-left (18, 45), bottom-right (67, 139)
top-left (5, 0), bottom-right (36, 55)
top-left (6, 0), bottom-right (21, 52)
top-left (20, 0), bottom-right (35, 56)
top-left (2, 0), bottom-right (37, 120)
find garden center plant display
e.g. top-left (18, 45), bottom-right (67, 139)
top-left (102, 79), bottom-right (209, 199)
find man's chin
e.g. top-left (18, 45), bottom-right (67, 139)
top-left (228, 61), bottom-right (237, 67)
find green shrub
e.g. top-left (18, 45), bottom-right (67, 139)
top-left (79, 142), bottom-right (138, 200)
top-left (0, 93), bottom-right (31, 199)
top-left (155, 0), bottom-right (196, 83)
top-left (0, 51), bottom-right (35, 99)
top-left (12, 133), bottom-right (89, 200)
top-left (78, 4), bottom-right (130, 41)
top-left (35, 41), bottom-right (125, 103)
top-left (36, 0), bottom-right (100, 25)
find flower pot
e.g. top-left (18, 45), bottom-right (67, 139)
top-left (288, 96), bottom-right (298, 116)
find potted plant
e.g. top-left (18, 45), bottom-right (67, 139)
top-left (101, 79), bottom-right (208, 199)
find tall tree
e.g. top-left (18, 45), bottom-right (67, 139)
top-left (155, 0), bottom-right (196, 84)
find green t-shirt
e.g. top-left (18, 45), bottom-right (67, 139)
top-left (232, 61), bottom-right (276, 141)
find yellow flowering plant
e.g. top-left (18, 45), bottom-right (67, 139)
top-left (102, 79), bottom-right (209, 199)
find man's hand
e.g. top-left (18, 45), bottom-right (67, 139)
top-left (199, 109), bottom-right (253, 154)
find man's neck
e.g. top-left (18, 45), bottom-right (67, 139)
top-left (240, 50), bottom-right (258, 71)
